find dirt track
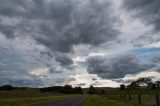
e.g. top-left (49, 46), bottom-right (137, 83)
top-left (30, 95), bottom-right (88, 106)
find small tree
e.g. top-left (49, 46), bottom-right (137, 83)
top-left (120, 84), bottom-right (125, 90)
top-left (74, 87), bottom-right (83, 94)
top-left (0, 84), bottom-right (14, 90)
top-left (100, 90), bottom-right (106, 94)
top-left (147, 82), bottom-right (156, 90)
top-left (156, 81), bottom-right (160, 89)
top-left (88, 85), bottom-right (97, 94)
top-left (62, 85), bottom-right (73, 94)
top-left (127, 77), bottom-right (153, 89)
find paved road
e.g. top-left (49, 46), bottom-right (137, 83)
top-left (30, 95), bottom-right (88, 106)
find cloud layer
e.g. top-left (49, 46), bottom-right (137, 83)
top-left (0, 0), bottom-right (160, 87)
top-left (0, 0), bottom-right (119, 53)
top-left (87, 53), bottom-right (156, 79)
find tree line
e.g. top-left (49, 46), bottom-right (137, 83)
top-left (0, 84), bottom-right (83, 94)
top-left (40, 85), bottom-right (83, 94)
top-left (120, 77), bottom-right (160, 90)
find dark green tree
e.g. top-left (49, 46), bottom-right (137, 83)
top-left (156, 81), bottom-right (160, 89)
top-left (120, 84), bottom-right (125, 90)
top-left (74, 87), bottom-right (83, 94)
top-left (0, 84), bottom-right (14, 90)
top-left (88, 85), bottom-right (97, 94)
top-left (127, 77), bottom-right (155, 90)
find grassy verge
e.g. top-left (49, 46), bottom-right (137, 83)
top-left (83, 95), bottom-right (128, 106)
top-left (0, 95), bottom-right (77, 106)
top-left (106, 94), bottom-right (158, 106)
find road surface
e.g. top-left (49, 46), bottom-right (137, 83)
top-left (30, 95), bottom-right (88, 106)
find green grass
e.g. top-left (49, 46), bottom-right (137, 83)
top-left (0, 95), bottom-right (77, 106)
top-left (87, 87), bottom-right (160, 106)
top-left (128, 94), bottom-right (156, 106)
top-left (83, 95), bottom-right (128, 106)
top-left (106, 94), bottom-right (158, 106)
top-left (0, 89), bottom-right (54, 98)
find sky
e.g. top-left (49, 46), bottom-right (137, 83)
top-left (0, 0), bottom-right (160, 88)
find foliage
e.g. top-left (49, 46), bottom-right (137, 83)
top-left (99, 90), bottom-right (106, 94)
top-left (40, 85), bottom-right (83, 94)
top-left (120, 84), bottom-right (125, 90)
top-left (156, 81), bottom-right (160, 88)
top-left (127, 77), bottom-right (160, 90)
top-left (87, 85), bottom-right (97, 94)
top-left (0, 85), bottom-right (14, 91)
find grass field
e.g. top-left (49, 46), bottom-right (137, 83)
top-left (0, 88), bottom-right (159, 106)
top-left (105, 94), bottom-right (158, 106)
top-left (83, 94), bottom-right (159, 106)
top-left (83, 87), bottom-right (160, 106)
top-left (0, 94), bottom-right (78, 106)
top-left (83, 95), bottom-right (128, 106)
top-left (0, 89), bottom-right (50, 98)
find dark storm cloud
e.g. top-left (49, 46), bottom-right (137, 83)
top-left (123, 0), bottom-right (154, 9)
top-left (150, 55), bottom-right (160, 64)
top-left (87, 54), bottom-right (155, 79)
top-left (123, 0), bottom-right (160, 31)
top-left (0, 0), bottom-right (121, 87)
top-left (0, 0), bottom-right (119, 53)
top-left (150, 55), bottom-right (160, 72)
top-left (55, 53), bottom-right (73, 66)
top-left (0, 25), bottom-right (15, 39)
top-left (48, 67), bottom-right (63, 74)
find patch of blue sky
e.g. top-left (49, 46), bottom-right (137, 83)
top-left (132, 48), bottom-right (160, 63)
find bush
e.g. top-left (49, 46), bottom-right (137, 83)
top-left (88, 85), bottom-right (97, 94)
top-left (0, 84), bottom-right (14, 90)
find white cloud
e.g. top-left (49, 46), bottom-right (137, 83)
top-left (30, 68), bottom-right (49, 76)
top-left (69, 73), bottom-right (120, 88)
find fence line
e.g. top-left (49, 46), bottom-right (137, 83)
top-left (156, 94), bottom-right (160, 106)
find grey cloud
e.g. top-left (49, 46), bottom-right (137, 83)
top-left (0, 0), bottom-right (122, 87)
top-left (0, 25), bottom-right (15, 39)
top-left (87, 54), bottom-right (155, 79)
top-left (54, 78), bottom-right (66, 84)
top-left (0, 47), bottom-right (45, 87)
top-left (150, 55), bottom-right (160, 64)
top-left (114, 79), bottom-right (134, 84)
top-left (131, 34), bottom-right (160, 47)
top-left (0, 48), bottom-right (34, 73)
top-left (0, 39), bottom-right (77, 87)
top-left (150, 55), bottom-right (160, 72)
top-left (0, 0), bottom-right (120, 53)
top-left (0, 68), bottom-right (43, 87)
top-left (123, 0), bottom-right (160, 31)
top-left (123, 0), bottom-right (154, 9)
top-left (78, 83), bottom-right (86, 87)
top-left (55, 53), bottom-right (73, 66)
top-left (54, 77), bottom-right (76, 84)
top-left (0, 73), bottom-right (43, 87)
top-left (92, 78), bottom-right (97, 81)
top-left (40, 51), bottom-right (53, 59)
top-left (49, 67), bottom-right (63, 74)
